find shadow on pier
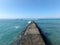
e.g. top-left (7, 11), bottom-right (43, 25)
top-left (35, 22), bottom-right (52, 45)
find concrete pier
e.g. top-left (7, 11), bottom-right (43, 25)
top-left (13, 21), bottom-right (45, 45)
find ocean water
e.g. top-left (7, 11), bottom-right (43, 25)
top-left (35, 19), bottom-right (60, 45)
top-left (0, 19), bottom-right (60, 45)
top-left (0, 19), bottom-right (28, 45)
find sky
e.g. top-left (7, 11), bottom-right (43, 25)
top-left (0, 0), bottom-right (60, 19)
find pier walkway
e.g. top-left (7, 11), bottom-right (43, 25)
top-left (13, 21), bottom-right (45, 45)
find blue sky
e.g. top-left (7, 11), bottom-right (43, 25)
top-left (0, 0), bottom-right (60, 19)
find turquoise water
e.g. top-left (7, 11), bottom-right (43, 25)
top-left (35, 19), bottom-right (60, 45)
top-left (0, 19), bottom-right (28, 45)
top-left (0, 19), bottom-right (60, 45)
